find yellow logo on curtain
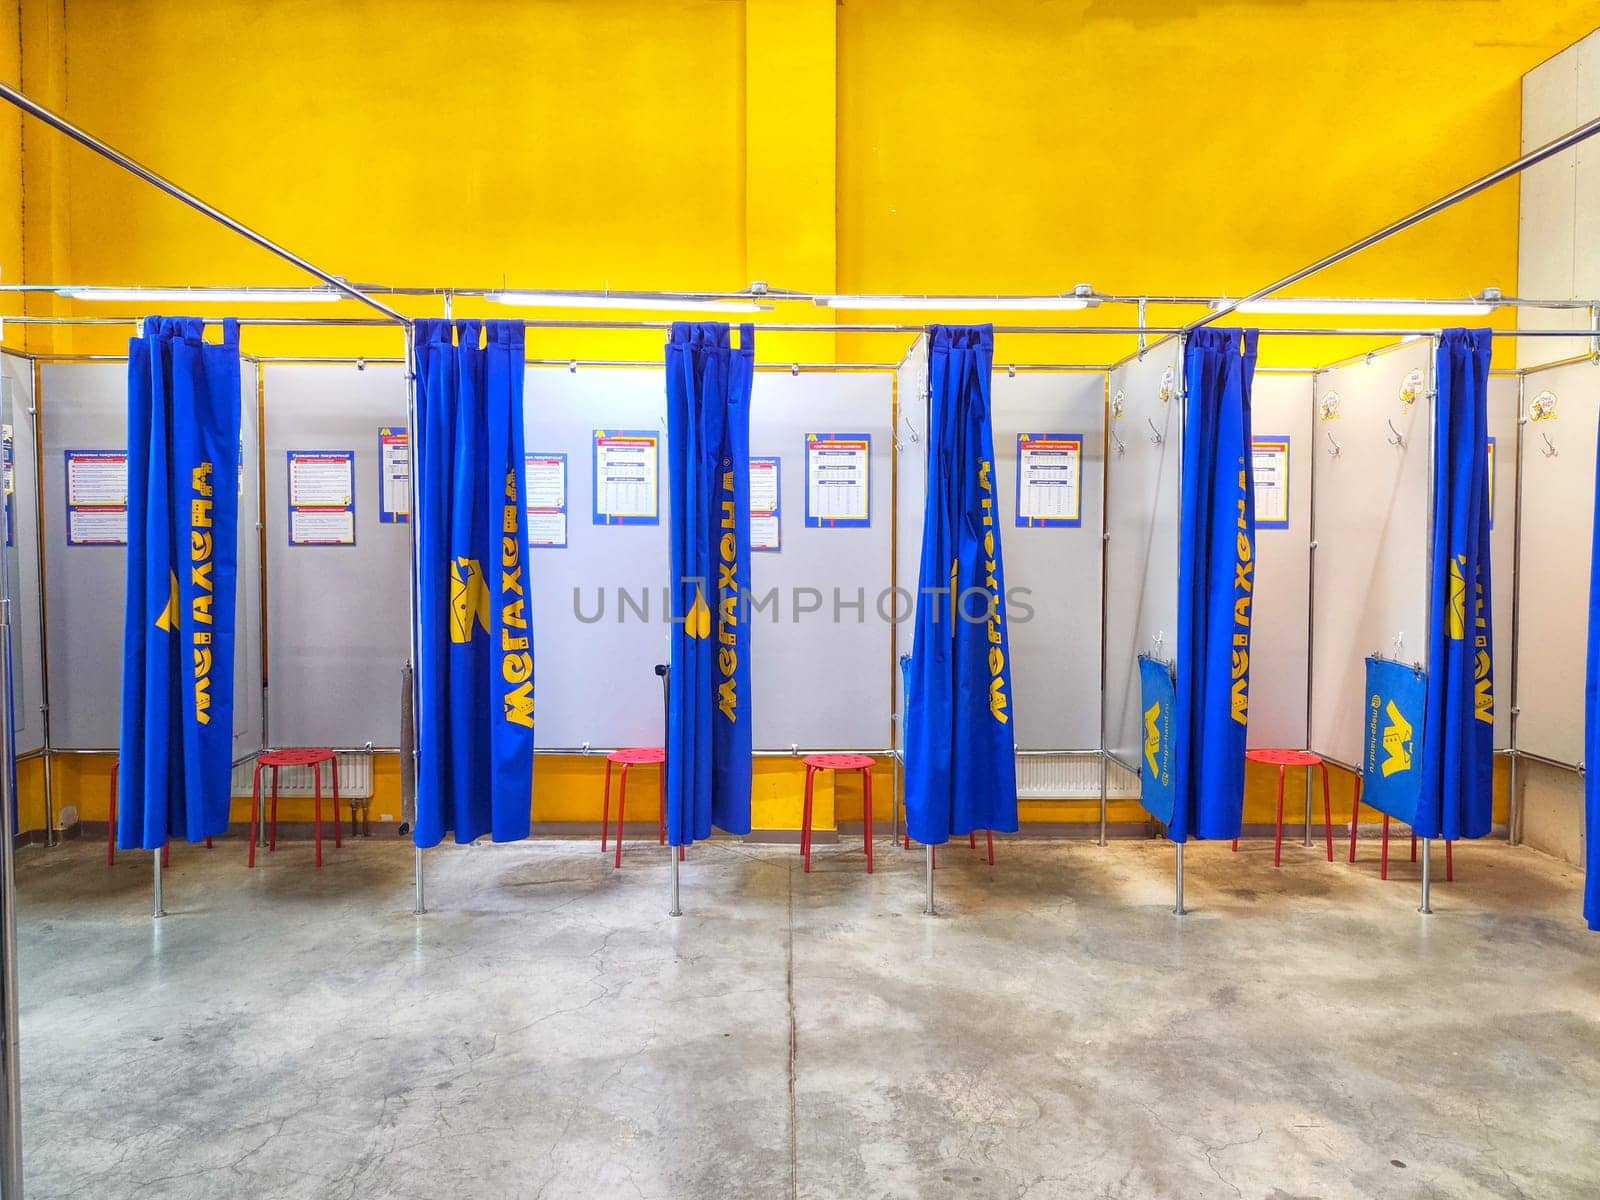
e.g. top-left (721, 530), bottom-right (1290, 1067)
top-left (155, 570), bottom-right (180, 632)
top-left (715, 466), bottom-right (740, 723)
top-left (1448, 554), bottom-right (1467, 640)
top-left (450, 557), bottom-right (490, 642)
top-left (1381, 701), bottom-right (1414, 777)
top-left (684, 585), bottom-right (711, 639)
top-left (1143, 700), bottom-right (1162, 776)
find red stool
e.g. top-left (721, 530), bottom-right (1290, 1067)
top-left (900, 823), bottom-right (994, 867)
top-left (1347, 777), bottom-right (1454, 881)
top-left (1231, 749), bottom-right (1332, 867)
top-left (108, 758), bottom-right (210, 866)
top-left (248, 749), bottom-right (341, 868)
top-left (801, 754), bottom-right (875, 873)
top-left (601, 748), bottom-right (680, 869)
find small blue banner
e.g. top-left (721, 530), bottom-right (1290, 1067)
top-left (1361, 655), bottom-right (1427, 824)
top-left (1138, 655), bottom-right (1176, 827)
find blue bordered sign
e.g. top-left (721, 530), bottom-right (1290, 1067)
top-left (526, 450), bottom-right (568, 549)
top-left (378, 427), bottom-right (409, 524)
top-left (750, 456), bottom-right (781, 551)
top-left (592, 429), bottom-right (659, 526)
top-left (1251, 435), bottom-right (1291, 530)
top-left (286, 449), bottom-right (356, 546)
top-left (64, 449), bottom-right (129, 545)
top-left (804, 432), bottom-right (870, 528)
top-left (1014, 432), bottom-right (1083, 528)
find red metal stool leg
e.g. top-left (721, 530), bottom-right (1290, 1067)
top-left (1273, 765), bottom-right (1286, 868)
top-left (107, 768), bottom-right (117, 867)
top-left (986, 829), bottom-right (994, 866)
top-left (614, 763), bottom-right (630, 869)
top-left (313, 763), bottom-right (324, 868)
top-left (161, 841), bottom-right (169, 868)
top-left (1411, 833), bottom-right (1417, 862)
top-left (1349, 776), bottom-right (1362, 863)
top-left (1381, 814), bottom-right (1390, 880)
top-left (600, 757), bottom-right (612, 851)
top-left (862, 767), bottom-right (874, 874)
top-left (1321, 762), bottom-right (1333, 862)
top-left (270, 766), bottom-right (280, 852)
top-left (969, 831), bottom-right (977, 849)
top-left (248, 762), bottom-right (263, 869)
top-left (1445, 839), bottom-right (1454, 882)
top-left (331, 756), bottom-right (342, 849)
top-left (657, 762), bottom-right (666, 846)
top-left (801, 765), bottom-right (815, 874)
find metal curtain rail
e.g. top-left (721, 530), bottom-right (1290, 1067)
top-left (1193, 114), bottom-right (1600, 333)
top-left (0, 82), bottom-right (406, 326)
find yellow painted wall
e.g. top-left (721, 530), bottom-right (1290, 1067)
top-left (0, 1), bottom-right (1586, 840)
top-left (0, 0), bottom-right (19, 322)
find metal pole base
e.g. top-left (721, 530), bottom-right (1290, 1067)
top-left (669, 850), bottom-right (682, 918)
top-left (412, 846), bottom-right (426, 916)
top-left (1418, 838), bottom-right (1432, 915)
top-left (922, 843), bottom-right (934, 916)
top-left (152, 850), bottom-right (165, 920)
top-left (1173, 842), bottom-right (1186, 916)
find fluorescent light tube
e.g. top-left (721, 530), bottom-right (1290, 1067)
top-left (60, 287), bottom-right (345, 304)
top-left (815, 295), bottom-right (1093, 311)
top-left (1221, 298), bottom-right (1495, 317)
top-left (486, 292), bottom-right (766, 314)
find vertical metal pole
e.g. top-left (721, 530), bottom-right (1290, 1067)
top-left (1419, 837), bottom-right (1432, 914)
top-left (0, 482), bottom-right (25, 1196)
top-left (152, 850), bottom-right (164, 919)
top-left (671, 852), bottom-right (682, 918)
top-left (404, 323), bottom-right (425, 917)
top-left (1303, 765), bottom-right (1313, 846)
top-left (24, 364), bottom-right (53, 851)
top-left (922, 843), bottom-right (934, 915)
top-left (1098, 367), bottom-right (1111, 848)
top-left (1098, 751), bottom-right (1108, 846)
top-left (1173, 842), bottom-right (1186, 916)
top-left (659, 663), bottom-right (681, 918)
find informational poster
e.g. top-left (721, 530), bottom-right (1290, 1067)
top-left (378, 427), bottom-right (409, 524)
top-left (804, 433), bottom-right (870, 528)
top-left (1252, 436), bottom-right (1291, 530)
top-left (2, 423), bottom-right (13, 548)
top-left (750, 456), bottom-right (780, 551)
top-left (65, 449), bottom-right (129, 546)
top-left (287, 449), bottom-right (356, 546)
top-left (1015, 433), bottom-right (1082, 527)
top-left (592, 429), bottom-right (659, 525)
top-left (526, 451), bottom-right (568, 549)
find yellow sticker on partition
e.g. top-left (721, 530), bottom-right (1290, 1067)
top-left (1320, 391), bottom-right (1341, 422)
top-left (1399, 367), bottom-right (1425, 407)
top-left (1111, 388), bottom-right (1126, 420)
top-left (1158, 366), bottom-right (1174, 403)
top-left (1530, 390), bottom-right (1557, 422)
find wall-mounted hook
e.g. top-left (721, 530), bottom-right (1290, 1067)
top-left (1541, 431), bottom-right (1558, 459)
top-left (569, 360), bottom-right (578, 374)
top-left (1007, 364), bottom-right (1017, 378)
top-left (1137, 298), bottom-right (1148, 354)
top-left (1146, 417), bottom-right (1163, 445)
top-left (1326, 431), bottom-right (1342, 459)
top-left (905, 416), bottom-right (920, 443)
top-left (893, 437), bottom-right (905, 453)
top-left (1391, 632), bottom-right (1404, 661)
top-left (1151, 630), bottom-right (1165, 657)
top-left (580, 741), bottom-right (591, 755)
top-left (355, 358), bottom-right (367, 372)
top-left (790, 364), bottom-right (800, 377)
top-left (1110, 429), bottom-right (1127, 456)
top-left (1386, 419), bottom-right (1404, 447)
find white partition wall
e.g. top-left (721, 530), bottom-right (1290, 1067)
top-left (892, 335), bottom-right (929, 756)
top-left (1103, 341), bottom-right (1182, 771)
top-left (992, 372), bottom-right (1105, 750)
top-left (1308, 341), bottom-right (1433, 768)
top-left (233, 361), bottom-right (265, 765)
top-left (263, 364), bottom-right (407, 749)
top-left (1514, 358), bottom-right (1598, 766)
top-left (0, 354), bottom-right (45, 758)
top-left (747, 370), bottom-right (894, 751)
top-left (1247, 373), bottom-right (1314, 750)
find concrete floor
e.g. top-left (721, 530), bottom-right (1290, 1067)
top-left (12, 832), bottom-right (1600, 1199)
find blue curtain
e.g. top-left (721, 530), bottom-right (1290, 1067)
top-left (1415, 328), bottom-right (1494, 841)
top-left (117, 317), bottom-right (242, 849)
top-left (414, 319), bottom-right (534, 847)
top-left (1170, 328), bottom-right (1258, 842)
top-left (1586, 412), bottom-right (1600, 929)
top-left (665, 322), bottom-right (754, 845)
top-left (905, 325), bottom-right (1019, 846)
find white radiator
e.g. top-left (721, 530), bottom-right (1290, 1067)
top-left (230, 751), bottom-right (375, 801)
top-left (1015, 753), bottom-right (1140, 800)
